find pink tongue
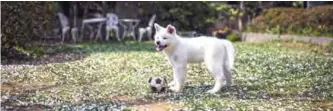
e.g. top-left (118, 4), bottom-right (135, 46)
top-left (156, 45), bottom-right (166, 51)
top-left (156, 46), bottom-right (162, 51)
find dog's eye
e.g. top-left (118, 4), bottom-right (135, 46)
top-left (163, 37), bottom-right (167, 39)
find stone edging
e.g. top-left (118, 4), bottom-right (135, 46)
top-left (242, 33), bottom-right (333, 45)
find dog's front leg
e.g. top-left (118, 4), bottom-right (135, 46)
top-left (167, 59), bottom-right (176, 87)
top-left (168, 80), bottom-right (176, 87)
top-left (169, 64), bottom-right (187, 92)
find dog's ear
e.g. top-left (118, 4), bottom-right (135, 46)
top-left (154, 23), bottom-right (162, 32)
top-left (148, 77), bottom-right (152, 83)
top-left (166, 24), bottom-right (176, 34)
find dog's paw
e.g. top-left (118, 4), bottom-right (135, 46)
top-left (206, 89), bottom-right (219, 94)
top-left (169, 85), bottom-right (182, 93)
top-left (168, 80), bottom-right (176, 87)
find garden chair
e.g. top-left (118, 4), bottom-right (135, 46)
top-left (57, 12), bottom-right (71, 43)
top-left (119, 19), bottom-right (140, 41)
top-left (105, 13), bottom-right (121, 41)
top-left (138, 14), bottom-right (156, 42)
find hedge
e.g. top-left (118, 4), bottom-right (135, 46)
top-left (149, 2), bottom-right (219, 34)
top-left (1, 2), bottom-right (54, 61)
top-left (246, 5), bottom-right (333, 37)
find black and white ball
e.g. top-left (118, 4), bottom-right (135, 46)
top-left (148, 77), bottom-right (168, 93)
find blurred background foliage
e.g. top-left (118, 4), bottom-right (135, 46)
top-left (247, 5), bottom-right (333, 37)
top-left (148, 2), bottom-right (219, 33)
top-left (1, 1), bottom-right (333, 62)
top-left (1, 2), bottom-right (54, 60)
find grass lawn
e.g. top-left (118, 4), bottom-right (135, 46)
top-left (1, 41), bottom-right (333, 110)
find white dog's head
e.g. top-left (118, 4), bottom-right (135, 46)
top-left (154, 23), bottom-right (178, 51)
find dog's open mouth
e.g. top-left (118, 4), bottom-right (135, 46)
top-left (156, 45), bottom-right (168, 51)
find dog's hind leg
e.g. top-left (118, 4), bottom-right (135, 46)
top-left (206, 61), bottom-right (225, 94)
top-left (224, 42), bottom-right (234, 87)
top-left (223, 64), bottom-right (232, 87)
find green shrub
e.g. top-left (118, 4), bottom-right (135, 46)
top-left (227, 32), bottom-right (242, 42)
top-left (246, 5), bottom-right (333, 37)
top-left (149, 2), bottom-right (219, 33)
top-left (1, 2), bottom-right (54, 61)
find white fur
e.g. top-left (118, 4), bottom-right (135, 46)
top-left (154, 24), bottom-right (235, 94)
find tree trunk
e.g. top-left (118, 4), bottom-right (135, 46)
top-left (71, 2), bottom-right (78, 43)
top-left (238, 1), bottom-right (244, 31)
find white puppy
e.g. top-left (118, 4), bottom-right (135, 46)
top-left (154, 23), bottom-right (235, 94)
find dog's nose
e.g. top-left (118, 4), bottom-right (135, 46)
top-left (156, 41), bottom-right (160, 45)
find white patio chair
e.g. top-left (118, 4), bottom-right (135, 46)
top-left (57, 12), bottom-right (71, 43)
top-left (120, 19), bottom-right (140, 41)
top-left (105, 13), bottom-right (121, 41)
top-left (138, 14), bottom-right (156, 42)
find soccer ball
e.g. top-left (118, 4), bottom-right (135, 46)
top-left (148, 77), bottom-right (168, 93)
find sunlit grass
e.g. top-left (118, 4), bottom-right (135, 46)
top-left (1, 41), bottom-right (332, 110)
